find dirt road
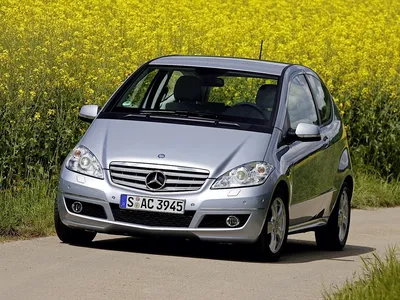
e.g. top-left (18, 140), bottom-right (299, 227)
top-left (1, 207), bottom-right (399, 300)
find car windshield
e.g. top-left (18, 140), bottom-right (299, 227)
top-left (108, 66), bottom-right (280, 131)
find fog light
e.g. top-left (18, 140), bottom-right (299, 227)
top-left (226, 215), bottom-right (240, 227)
top-left (71, 201), bottom-right (83, 213)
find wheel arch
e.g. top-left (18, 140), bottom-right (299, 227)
top-left (272, 179), bottom-right (290, 206)
top-left (328, 173), bottom-right (354, 216)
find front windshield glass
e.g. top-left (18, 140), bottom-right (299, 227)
top-left (109, 66), bottom-right (279, 130)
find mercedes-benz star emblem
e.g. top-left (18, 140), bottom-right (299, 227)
top-left (145, 171), bottom-right (167, 190)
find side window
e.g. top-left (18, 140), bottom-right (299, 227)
top-left (166, 71), bottom-right (183, 98)
top-left (120, 69), bottom-right (158, 108)
top-left (158, 71), bottom-right (183, 109)
top-left (287, 75), bottom-right (318, 129)
top-left (306, 75), bottom-right (332, 125)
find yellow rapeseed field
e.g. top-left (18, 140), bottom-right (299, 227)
top-left (0, 0), bottom-right (399, 184)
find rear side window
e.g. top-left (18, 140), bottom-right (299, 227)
top-left (287, 75), bottom-right (318, 129)
top-left (306, 75), bottom-right (332, 125)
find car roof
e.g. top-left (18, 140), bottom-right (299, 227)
top-left (149, 55), bottom-right (290, 76)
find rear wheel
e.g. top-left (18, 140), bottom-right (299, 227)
top-left (54, 200), bottom-right (96, 245)
top-left (254, 193), bottom-right (289, 262)
top-left (315, 183), bottom-right (351, 250)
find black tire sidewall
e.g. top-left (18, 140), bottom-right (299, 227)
top-left (315, 183), bottom-right (351, 250)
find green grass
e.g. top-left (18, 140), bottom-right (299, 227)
top-left (0, 176), bottom-right (56, 238)
top-left (0, 169), bottom-right (399, 240)
top-left (325, 248), bottom-right (400, 300)
top-left (352, 171), bottom-right (400, 209)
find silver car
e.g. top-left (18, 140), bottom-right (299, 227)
top-left (55, 55), bottom-right (353, 261)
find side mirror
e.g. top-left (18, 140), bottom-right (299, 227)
top-left (78, 105), bottom-right (100, 123)
top-left (288, 123), bottom-right (321, 142)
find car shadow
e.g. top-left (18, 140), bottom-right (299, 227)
top-left (280, 239), bottom-right (375, 264)
top-left (75, 235), bottom-right (375, 264)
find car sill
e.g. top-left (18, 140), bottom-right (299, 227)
top-left (288, 218), bottom-right (328, 234)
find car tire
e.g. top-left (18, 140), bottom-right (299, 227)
top-left (254, 192), bottom-right (289, 262)
top-left (315, 183), bottom-right (351, 250)
top-left (54, 199), bottom-right (97, 245)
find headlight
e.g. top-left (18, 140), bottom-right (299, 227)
top-left (211, 162), bottom-right (274, 189)
top-left (66, 146), bottom-right (104, 179)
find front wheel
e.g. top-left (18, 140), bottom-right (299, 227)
top-left (315, 183), bottom-right (351, 250)
top-left (54, 200), bottom-right (97, 245)
top-left (253, 193), bottom-right (289, 262)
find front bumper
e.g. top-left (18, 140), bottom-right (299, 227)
top-left (57, 167), bottom-right (273, 243)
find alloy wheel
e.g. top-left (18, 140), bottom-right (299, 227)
top-left (338, 190), bottom-right (349, 243)
top-left (267, 197), bottom-right (286, 254)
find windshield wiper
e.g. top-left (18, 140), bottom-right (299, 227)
top-left (155, 110), bottom-right (242, 128)
top-left (139, 110), bottom-right (177, 115)
top-left (122, 110), bottom-right (178, 119)
top-left (123, 110), bottom-right (241, 128)
top-left (139, 109), bottom-right (216, 118)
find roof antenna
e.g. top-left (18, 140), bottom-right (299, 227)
top-left (258, 40), bottom-right (264, 60)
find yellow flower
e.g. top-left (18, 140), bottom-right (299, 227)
top-left (1, 0), bottom-right (400, 181)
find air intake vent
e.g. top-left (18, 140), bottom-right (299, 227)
top-left (110, 204), bottom-right (195, 227)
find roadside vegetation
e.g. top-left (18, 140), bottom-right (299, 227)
top-left (325, 248), bottom-right (400, 300)
top-left (1, 0), bottom-right (399, 190)
top-left (0, 176), bottom-right (55, 239)
top-left (0, 0), bottom-right (399, 239)
top-left (352, 170), bottom-right (400, 209)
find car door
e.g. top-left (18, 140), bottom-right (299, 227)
top-left (305, 74), bottom-right (341, 210)
top-left (282, 74), bottom-right (330, 226)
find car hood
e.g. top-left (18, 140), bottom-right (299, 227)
top-left (80, 119), bottom-right (271, 178)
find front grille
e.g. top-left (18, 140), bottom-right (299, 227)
top-left (110, 204), bottom-right (195, 227)
top-left (198, 214), bottom-right (250, 228)
top-left (65, 198), bottom-right (107, 219)
top-left (109, 162), bottom-right (209, 192)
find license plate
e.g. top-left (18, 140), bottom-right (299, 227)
top-left (120, 195), bottom-right (185, 214)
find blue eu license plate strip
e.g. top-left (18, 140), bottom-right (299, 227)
top-left (120, 194), bottom-right (127, 209)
